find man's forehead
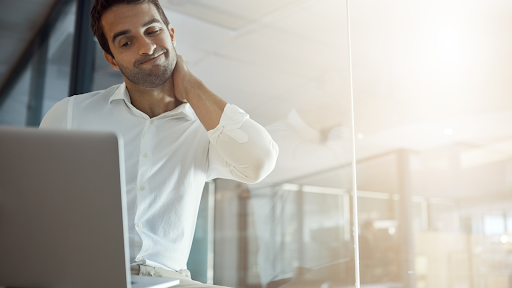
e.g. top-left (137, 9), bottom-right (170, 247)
top-left (102, 3), bottom-right (163, 38)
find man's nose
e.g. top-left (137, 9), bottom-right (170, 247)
top-left (139, 37), bottom-right (156, 55)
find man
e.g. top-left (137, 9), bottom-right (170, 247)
top-left (40, 0), bottom-right (278, 287)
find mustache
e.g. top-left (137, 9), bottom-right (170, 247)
top-left (134, 47), bottom-right (168, 67)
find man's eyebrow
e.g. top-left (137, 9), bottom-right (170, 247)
top-left (111, 19), bottom-right (162, 44)
top-left (142, 18), bottom-right (162, 28)
top-left (112, 29), bottom-right (131, 44)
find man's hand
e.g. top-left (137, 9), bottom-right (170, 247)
top-left (171, 54), bottom-right (227, 130)
top-left (172, 54), bottom-right (198, 102)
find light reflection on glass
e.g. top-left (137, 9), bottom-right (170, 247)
top-left (161, 0), bottom-right (357, 286)
top-left (352, 0), bottom-right (512, 288)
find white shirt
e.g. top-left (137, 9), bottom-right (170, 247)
top-left (39, 83), bottom-right (278, 271)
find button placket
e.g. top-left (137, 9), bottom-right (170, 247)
top-left (141, 119), bottom-right (152, 160)
top-left (135, 120), bottom-right (151, 229)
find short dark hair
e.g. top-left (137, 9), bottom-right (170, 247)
top-left (90, 0), bottom-right (170, 58)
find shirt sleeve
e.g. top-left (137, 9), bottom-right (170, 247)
top-left (206, 104), bottom-right (279, 184)
top-left (39, 97), bottom-right (71, 129)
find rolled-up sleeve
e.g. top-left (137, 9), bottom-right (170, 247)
top-left (206, 104), bottom-right (279, 184)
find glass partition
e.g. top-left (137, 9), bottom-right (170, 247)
top-left (42, 1), bottom-right (77, 117)
top-left (0, 0), bottom-right (76, 127)
top-left (0, 61), bottom-right (32, 126)
top-left (351, 1), bottom-right (512, 288)
top-left (159, 0), bottom-right (357, 286)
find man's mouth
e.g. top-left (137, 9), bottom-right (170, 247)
top-left (140, 53), bottom-right (164, 65)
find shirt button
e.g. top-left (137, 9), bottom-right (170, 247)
top-left (140, 185), bottom-right (145, 191)
top-left (142, 153), bottom-right (148, 158)
top-left (136, 256), bottom-right (143, 261)
top-left (137, 223), bottom-right (143, 228)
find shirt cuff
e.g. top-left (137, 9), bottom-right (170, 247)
top-left (207, 104), bottom-right (249, 145)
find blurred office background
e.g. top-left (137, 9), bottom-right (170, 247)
top-left (1, 0), bottom-right (512, 287)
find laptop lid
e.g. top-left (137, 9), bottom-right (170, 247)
top-left (0, 126), bottom-right (131, 287)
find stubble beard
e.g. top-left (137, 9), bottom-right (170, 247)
top-left (118, 45), bottom-right (177, 89)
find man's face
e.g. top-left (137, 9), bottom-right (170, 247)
top-left (102, 3), bottom-right (177, 88)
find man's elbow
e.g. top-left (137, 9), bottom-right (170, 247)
top-left (238, 142), bottom-right (279, 184)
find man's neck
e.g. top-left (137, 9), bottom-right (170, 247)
top-left (124, 76), bottom-right (183, 119)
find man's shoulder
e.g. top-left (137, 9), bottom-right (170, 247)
top-left (70, 84), bottom-right (121, 105)
top-left (40, 84), bottom-right (123, 129)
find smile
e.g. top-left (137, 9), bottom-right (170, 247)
top-left (141, 53), bottom-right (164, 65)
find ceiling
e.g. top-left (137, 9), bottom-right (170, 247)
top-left (158, 0), bottom-right (512, 198)
top-left (161, 0), bottom-right (312, 30)
top-left (161, 0), bottom-right (351, 125)
top-left (161, 0), bottom-right (512, 147)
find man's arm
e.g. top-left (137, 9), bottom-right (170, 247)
top-left (206, 106), bottom-right (279, 183)
top-left (173, 55), bottom-right (226, 130)
top-left (173, 55), bottom-right (278, 183)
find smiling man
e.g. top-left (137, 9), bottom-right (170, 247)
top-left (39, 0), bottom-right (278, 287)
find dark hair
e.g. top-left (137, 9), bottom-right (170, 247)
top-left (90, 0), bottom-right (170, 58)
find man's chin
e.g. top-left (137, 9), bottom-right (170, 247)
top-left (138, 74), bottom-right (173, 89)
top-left (148, 62), bottom-right (174, 74)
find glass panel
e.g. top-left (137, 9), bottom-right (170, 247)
top-left (91, 39), bottom-right (124, 91)
top-left (0, 0), bottom-right (76, 127)
top-left (352, 1), bottom-right (512, 287)
top-left (0, 64), bottom-right (32, 126)
top-left (158, 1), bottom-right (355, 286)
top-left (41, 0), bottom-right (77, 118)
top-left (188, 181), bottom-right (215, 284)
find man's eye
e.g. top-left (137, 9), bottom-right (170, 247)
top-left (148, 29), bottom-right (160, 35)
top-left (122, 41), bottom-right (131, 47)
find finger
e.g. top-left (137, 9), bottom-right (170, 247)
top-left (177, 55), bottom-right (189, 70)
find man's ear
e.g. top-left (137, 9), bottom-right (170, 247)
top-left (103, 51), bottom-right (120, 71)
top-left (168, 24), bottom-right (176, 47)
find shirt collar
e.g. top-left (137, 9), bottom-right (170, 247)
top-left (108, 82), bottom-right (131, 104)
top-left (108, 82), bottom-right (196, 120)
top-left (165, 102), bottom-right (196, 120)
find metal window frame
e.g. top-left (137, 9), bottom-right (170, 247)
top-left (0, 0), bottom-right (74, 109)
top-left (69, 0), bottom-right (95, 96)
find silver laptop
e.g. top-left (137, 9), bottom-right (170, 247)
top-left (0, 126), bottom-right (179, 288)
